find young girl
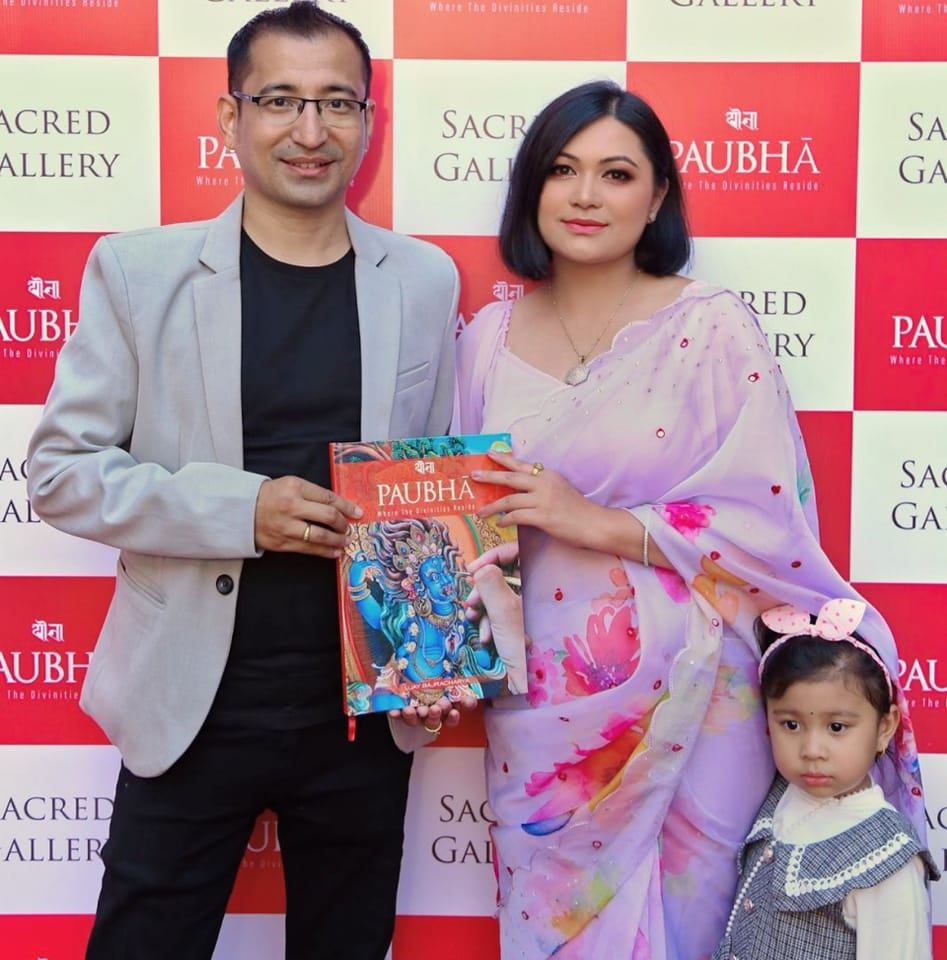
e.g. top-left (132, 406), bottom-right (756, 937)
top-left (714, 598), bottom-right (938, 960)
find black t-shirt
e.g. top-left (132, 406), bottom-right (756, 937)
top-left (206, 232), bottom-right (361, 729)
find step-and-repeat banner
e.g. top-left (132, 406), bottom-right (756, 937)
top-left (1, 1), bottom-right (945, 957)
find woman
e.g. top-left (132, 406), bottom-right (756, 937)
top-left (452, 82), bottom-right (925, 960)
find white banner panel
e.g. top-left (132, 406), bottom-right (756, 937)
top-left (920, 752), bottom-right (947, 925)
top-left (0, 406), bottom-right (118, 577)
top-left (850, 411), bottom-right (947, 585)
top-left (392, 59), bottom-right (626, 236)
top-left (690, 237), bottom-right (856, 412)
top-left (858, 63), bottom-right (947, 239)
top-left (397, 746), bottom-right (496, 917)
top-left (626, 0), bottom-right (861, 62)
top-left (211, 916), bottom-right (287, 960)
top-left (0, 744), bottom-right (120, 913)
top-left (0, 57), bottom-right (159, 233)
top-left (158, 0), bottom-right (394, 59)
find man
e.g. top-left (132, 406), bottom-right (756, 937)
top-left (27, 4), bottom-right (460, 958)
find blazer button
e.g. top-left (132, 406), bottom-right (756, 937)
top-left (215, 574), bottom-right (234, 595)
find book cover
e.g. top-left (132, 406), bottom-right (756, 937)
top-left (329, 433), bottom-right (526, 717)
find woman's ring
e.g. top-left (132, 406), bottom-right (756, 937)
top-left (423, 721), bottom-right (443, 735)
top-left (302, 522), bottom-right (312, 543)
top-left (531, 462), bottom-right (545, 476)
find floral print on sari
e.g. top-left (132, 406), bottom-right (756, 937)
top-left (562, 604), bottom-right (641, 697)
top-left (658, 502), bottom-right (715, 541)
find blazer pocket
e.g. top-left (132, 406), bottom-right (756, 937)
top-left (395, 360), bottom-right (431, 393)
top-left (118, 558), bottom-right (166, 609)
top-left (83, 563), bottom-right (162, 705)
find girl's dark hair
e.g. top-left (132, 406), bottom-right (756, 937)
top-left (499, 81), bottom-right (690, 281)
top-left (227, 0), bottom-right (372, 98)
top-left (756, 617), bottom-right (892, 716)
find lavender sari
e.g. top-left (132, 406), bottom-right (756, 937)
top-left (452, 283), bottom-right (925, 960)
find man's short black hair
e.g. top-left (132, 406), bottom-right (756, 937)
top-left (227, 0), bottom-right (372, 98)
top-left (499, 81), bottom-right (690, 280)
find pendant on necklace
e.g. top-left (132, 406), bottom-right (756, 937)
top-left (564, 360), bottom-right (590, 386)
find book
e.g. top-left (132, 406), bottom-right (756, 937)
top-left (329, 433), bottom-right (526, 717)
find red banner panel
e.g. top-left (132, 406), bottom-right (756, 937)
top-left (226, 811), bottom-right (286, 914)
top-left (0, 233), bottom-right (101, 405)
top-left (858, 583), bottom-right (947, 754)
top-left (797, 411), bottom-right (853, 581)
top-left (0, 915), bottom-right (94, 959)
top-left (629, 62), bottom-right (859, 238)
top-left (855, 239), bottom-right (947, 412)
top-left (393, 915), bottom-right (499, 960)
top-left (417, 235), bottom-right (536, 331)
top-left (159, 57), bottom-right (235, 226)
top-left (433, 706), bottom-right (487, 749)
top-left (0, 2), bottom-right (157, 56)
top-left (0, 578), bottom-right (113, 745)
top-left (863, 0), bottom-right (947, 62)
top-left (351, 58), bottom-right (393, 230)
top-left (395, 0), bottom-right (626, 61)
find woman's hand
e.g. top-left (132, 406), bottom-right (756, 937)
top-left (473, 452), bottom-right (672, 568)
top-left (466, 544), bottom-right (528, 694)
top-left (472, 451), bottom-right (610, 552)
top-left (465, 542), bottom-right (520, 648)
top-left (389, 696), bottom-right (478, 735)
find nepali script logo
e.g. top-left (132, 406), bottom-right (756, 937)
top-left (32, 620), bottom-right (64, 643)
top-left (0, 618), bottom-right (89, 690)
top-left (725, 107), bottom-right (758, 132)
top-left (492, 280), bottom-right (524, 302)
top-left (27, 277), bottom-right (61, 301)
top-left (456, 278), bottom-right (525, 335)
top-left (0, 275), bottom-right (75, 348)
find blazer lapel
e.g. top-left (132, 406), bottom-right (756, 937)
top-left (194, 195), bottom-right (244, 468)
top-left (347, 210), bottom-right (402, 441)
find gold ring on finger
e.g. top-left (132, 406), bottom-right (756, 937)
top-left (302, 522), bottom-right (312, 543)
top-left (530, 462), bottom-right (545, 476)
top-left (423, 721), bottom-right (443, 735)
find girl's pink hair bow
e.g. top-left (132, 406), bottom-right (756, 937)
top-left (758, 598), bottom-right (893, 698)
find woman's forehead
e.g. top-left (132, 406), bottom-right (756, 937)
top-left (559, 117), bottom-right (647, 159)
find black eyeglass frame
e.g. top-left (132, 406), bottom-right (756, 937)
top-left (231, 91), bottom-right (369, 120)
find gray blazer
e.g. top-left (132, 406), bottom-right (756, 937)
top-left (27, 195), bottom-right (460, 776)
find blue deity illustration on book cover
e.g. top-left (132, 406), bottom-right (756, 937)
top-left (346, 516), bottom-right (510, 712)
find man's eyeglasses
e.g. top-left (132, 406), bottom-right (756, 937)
top-left (231, 92), bottom-right (368, 128)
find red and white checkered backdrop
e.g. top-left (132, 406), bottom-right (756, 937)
top-left (1, 1), bottom-right (945, 957)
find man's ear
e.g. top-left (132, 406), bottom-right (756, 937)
top-left (363, 98), bottom-right (376, 149)
top-left (217, 94), bottom-right (238, 150)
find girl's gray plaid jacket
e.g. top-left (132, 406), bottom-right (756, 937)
top-left (713, 776), bottom-right (938, 960)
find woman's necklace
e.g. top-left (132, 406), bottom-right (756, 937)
top-left (549, 273), bottom-right (638, 386)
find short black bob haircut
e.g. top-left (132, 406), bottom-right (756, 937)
top-left (756, 616), bottom-right (892, 718)
top-left (227, 0), bottom-right (372, 100)
top-left (499, 81), bottom-right (690, 281)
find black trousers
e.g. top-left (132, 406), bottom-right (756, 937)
top-left (86, 715), bottom-right (412, 960)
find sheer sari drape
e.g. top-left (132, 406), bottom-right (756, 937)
top-left (452, 285), bottom-right (925, 960)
